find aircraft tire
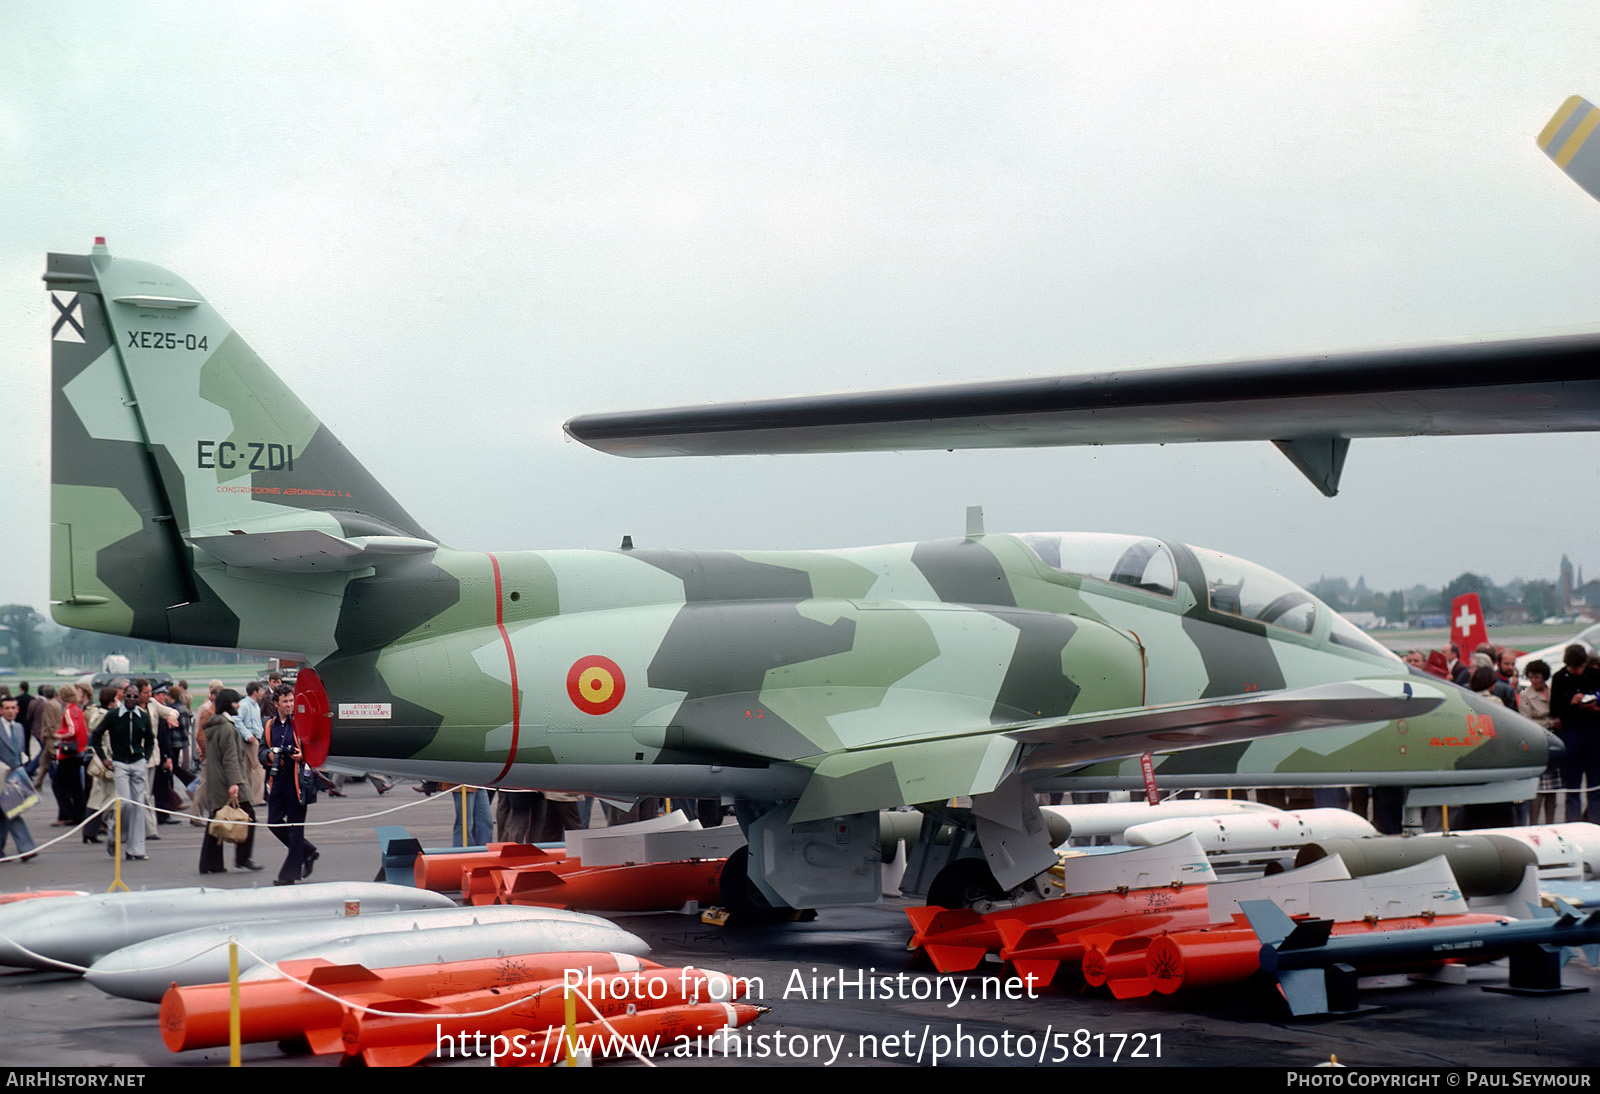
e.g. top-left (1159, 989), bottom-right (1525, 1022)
top-left (926, 857), bottom-right (1004, 910)
top-left (720, 846), bottom-right (793, 922)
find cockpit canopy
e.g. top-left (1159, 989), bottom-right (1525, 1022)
top-left (1017, 532), bottom-right (1394, 659)
top-left (1186, 543), bottom-right (1315, 634)
top-left (1017, 532), bottom-right (1176, 597)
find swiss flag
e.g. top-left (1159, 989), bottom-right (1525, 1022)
top-left (1450, 593), bottom-right (1489, 662)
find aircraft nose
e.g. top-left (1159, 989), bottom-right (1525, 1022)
top-left (1458, 689), bottom-right (1551, 770)
top-left (1545, 728), bottom-right (1566, 768)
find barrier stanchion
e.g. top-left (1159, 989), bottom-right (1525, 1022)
top-left (229, 937), bottom-right (241, 1068)
top-left (564, 980), bottom-right (578, 1066)
top-left (107, 797), bottom-right (128, 892)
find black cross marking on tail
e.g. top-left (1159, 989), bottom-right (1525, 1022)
top-left (51, 293), bottom-right (84, 341)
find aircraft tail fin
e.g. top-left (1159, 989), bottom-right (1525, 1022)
top-left (46, 241), bottom-right (434, 649)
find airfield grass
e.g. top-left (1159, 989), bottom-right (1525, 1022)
top-left (1376, 621), bottom-right (1587, 653)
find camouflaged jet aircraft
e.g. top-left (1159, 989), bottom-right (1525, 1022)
top-left (46, 243), bottom-right (1550, 912)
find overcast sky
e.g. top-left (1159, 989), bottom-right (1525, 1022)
top-left (5, 2), bottom-right (1600, 619)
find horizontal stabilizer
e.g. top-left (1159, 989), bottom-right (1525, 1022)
top-left (188, 529), bottom-right (438, 572)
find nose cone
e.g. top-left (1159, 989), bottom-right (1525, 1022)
top-left (1545, 729), bottom-right (1566, 769)
top-left (1455, 689), bottom-right (1550, 772)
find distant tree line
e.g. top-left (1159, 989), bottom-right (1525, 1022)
top-left (0, 603), bottom-right (253, 671)
top-left (1305, 573), bottom-right (1580, 627)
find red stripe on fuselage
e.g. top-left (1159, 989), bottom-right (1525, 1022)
top-left (487, 553), bottom-right (520, 784)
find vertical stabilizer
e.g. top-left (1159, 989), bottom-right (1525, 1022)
top-left (47, 242), bottom-right (433, 649)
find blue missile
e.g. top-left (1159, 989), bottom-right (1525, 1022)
top-left (1241, 898), bottom-right (1600, 1016)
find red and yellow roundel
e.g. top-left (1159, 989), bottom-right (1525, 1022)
top-left (567, 655), bottom-right (626, 716)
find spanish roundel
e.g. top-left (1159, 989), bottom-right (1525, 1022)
top-left (567, 655), bottom-right (626, 715)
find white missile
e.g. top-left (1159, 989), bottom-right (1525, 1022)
top-left (1123, 808), bottom-right (1377, 853)
top-left (88, 905), bottom-right (647, 1001)
top-left (1458, 823), bottom-right (1600, 877)
top-left (249, 914), bottom-right (651, 983)
top-left (0, 883), bottom-right (455, 971)
top-left (1042, 799), bottom-right (1281, 843)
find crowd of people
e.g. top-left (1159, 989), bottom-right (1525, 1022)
top-left (0, 673), bottom-right (326, 886)
top-left (1402, 640), bottom-right (1599, 825)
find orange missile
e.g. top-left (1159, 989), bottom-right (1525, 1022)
top-left (463, 859), bottom-right (583, 905)
top-left (907, 883), bottom-right (1208, 973)
top-left (494, 1002), bottom-right (768, 1068)
top-left (341, 965), bottom-right (745, 1067)
top-left (460, 860), bottom-right (587, 905)
top-left (993, 904), bottom-right (1210, 987)
top-left (412, 843), bottom-right (566, 891)
top-left (1081, 933), bottom-right (1161, 992)
top-left (904, 907), bottom-right (993, 973)
top-left (499, 859), bottom-right (726, 912)
top-left (160, 951), bottom-right (660, 1052)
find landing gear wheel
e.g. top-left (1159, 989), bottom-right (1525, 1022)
top-left (927, 858), bottom-right (1004, 910)
top-left (719, 846), bottom-right (784, 923)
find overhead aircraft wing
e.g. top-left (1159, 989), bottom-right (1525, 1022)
top-left (564, 331), bottom-right (1600, 496)
top-left (569, 97), bottom-right (1600, 499)
top-left (788, 679), bottom-right (1437, 822)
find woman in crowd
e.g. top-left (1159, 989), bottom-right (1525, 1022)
top-left (197, 689), bottom-right (261, 874)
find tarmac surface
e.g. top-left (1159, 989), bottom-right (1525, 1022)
top-left (0, 782), bottom-right (1596, 1069)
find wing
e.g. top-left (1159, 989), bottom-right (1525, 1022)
top-left (788, 679), bottom-right (1436, 822)
top-left (568, 98), bottom-right (1600, 499)
top-left (563, 331), bottom-right (1600, 496)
